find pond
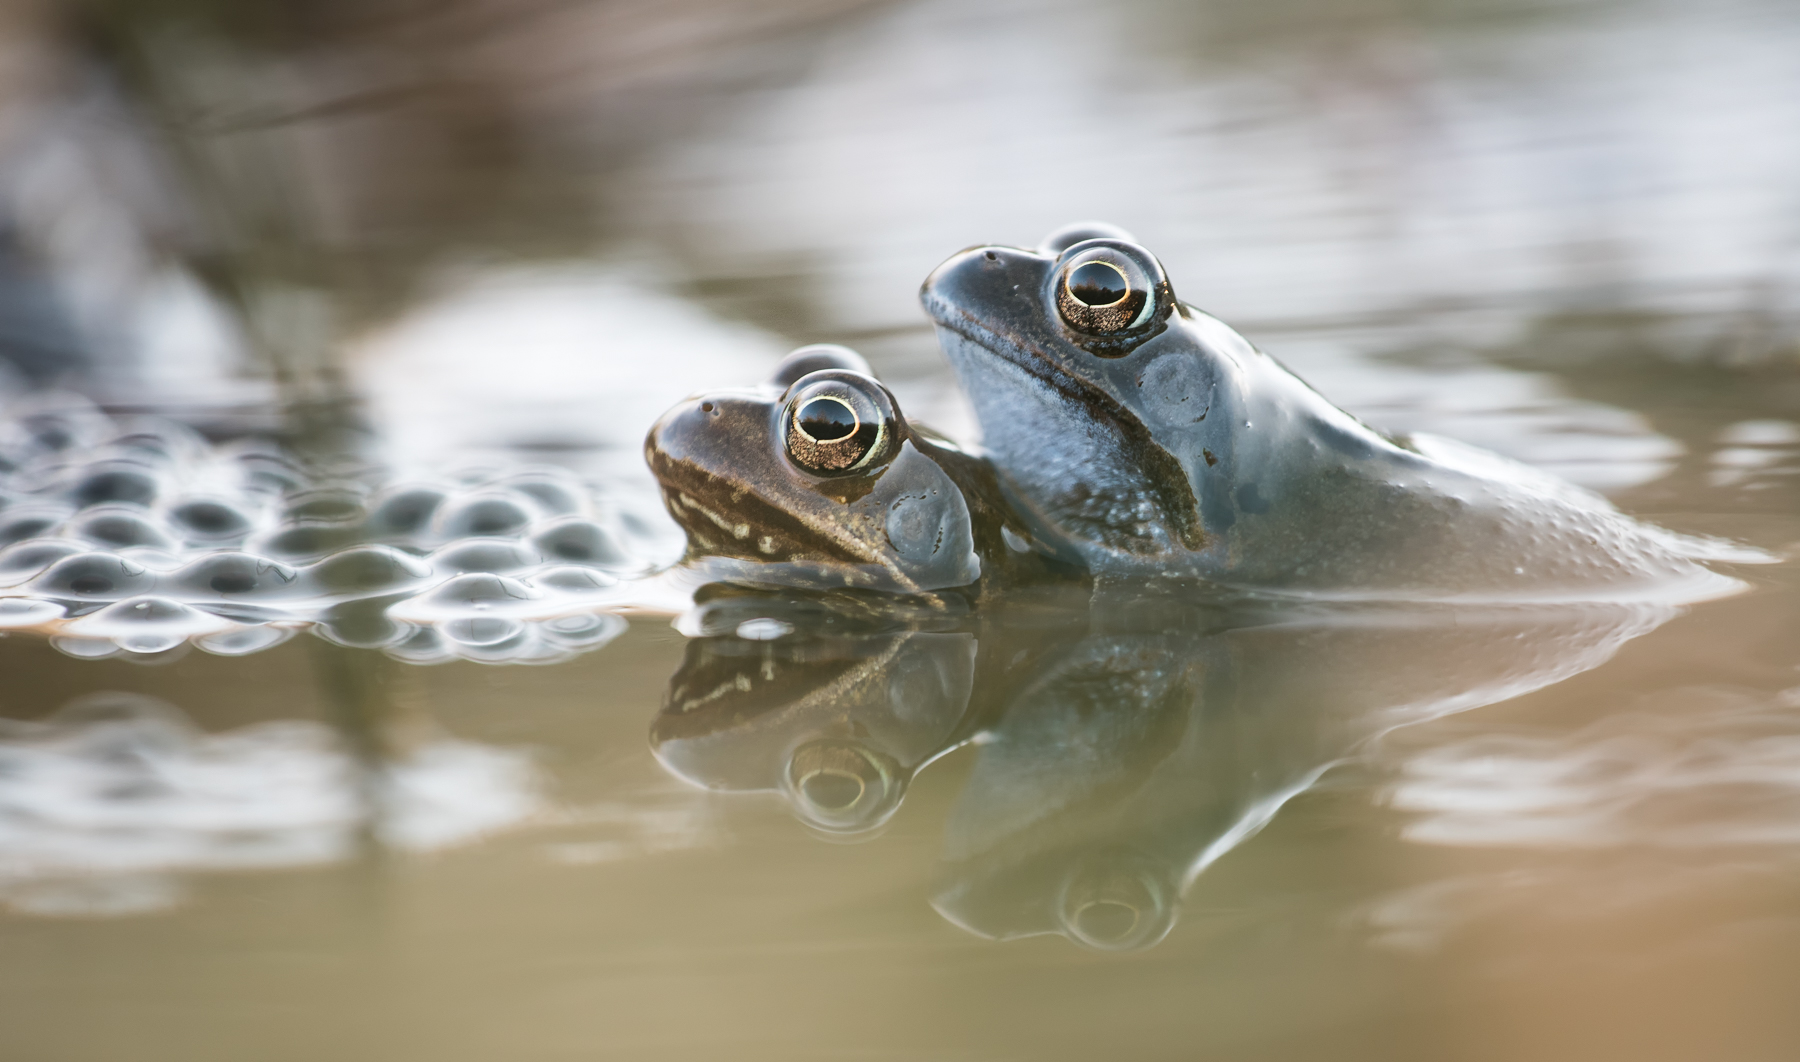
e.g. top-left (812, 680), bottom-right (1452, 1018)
top-left (0, 0), bottom-right (1798, 1059)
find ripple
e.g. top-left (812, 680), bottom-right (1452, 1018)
top-left (1391, 685), bottom-right (1800, 848)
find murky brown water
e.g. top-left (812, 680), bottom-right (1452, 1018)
top-left (1, 0), bottom-right (1799, 1059)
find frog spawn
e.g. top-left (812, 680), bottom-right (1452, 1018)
top-left (0, 398), bottom-right (654, 663)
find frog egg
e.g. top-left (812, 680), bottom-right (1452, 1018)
top-left (304, 546), bottom-right (434, 597)
top-left (167, 498), bottom-right (255, 543)
top-left (65, 506), bottom-right (177, 551)
top-left (413, 572), bottom-right (541, 613)
top-left (530, 517), bottom-right (629, 568)
top-left (361, 486), bottom-right (448, 538)
top-left (196, 625), bottom-right (295, 657)
top-left (258, 524), bottom-right (363, 561)
top-left (0, 598), bottom-right (64, 628)
top-left (28, 552), bottom-right (156, 600)
top-left (0, 539), bottom-right (86, 586)
top-left (492, 473), bottom-right (583, 516)
top-left (430, 538), bottom-right (540, 575)
top-left (168, 553), bottom-right (302, 601)
top-left (64, 596), bottom-right (233, 655)
top-left (432, 492), bottom-right (536, 540)
top-left (71, 464), bottom-right (162, 508)
top-left (529, 565), bottom-right (619, 594)
top-left (114, 546), bottom-right (187, 573)
top-left (0, 505), bottom-right (73, 547)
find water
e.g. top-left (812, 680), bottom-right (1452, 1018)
top-left (1, 0), bottom-right (1799, 1058)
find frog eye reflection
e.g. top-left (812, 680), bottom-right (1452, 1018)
top-left (796, 396), bottom-right (858, 441)
top-left (782, 373), bottom-right (898, 476)
top-left (1056, 247), bottom-right (1156, 336)
top-left (783, 739), bottom-right (904, 834)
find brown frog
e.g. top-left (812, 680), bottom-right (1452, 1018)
top-left (644, 345), bottom-right (1076, 600)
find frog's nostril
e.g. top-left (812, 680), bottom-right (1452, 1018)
top-left (984, 250), bottom-right (998, 262)
top-left (700, 402), bottom-right (714, 414)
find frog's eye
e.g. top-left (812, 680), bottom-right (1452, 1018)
top-left (781, 371), bottom-right (900, 476)
top-left (1055, 245), bottom-right (1158, 336)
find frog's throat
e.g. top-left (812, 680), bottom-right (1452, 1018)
top-left (921, 304), bottom-right (1207, 555)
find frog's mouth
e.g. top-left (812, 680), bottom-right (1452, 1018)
top-left (645, 449), bottom-right (876, 569)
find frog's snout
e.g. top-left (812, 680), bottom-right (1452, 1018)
top-left (644, 392), bottom-right (768, 493)
top-left (643, 396), bottom-right (709, 473)
top-left (919, 244), bottom-right (1051, 330)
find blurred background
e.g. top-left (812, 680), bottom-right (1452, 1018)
top-left (3, 2), bottom-right (1800, 1060)
top-left (3, 0), bottom-right (1797, 495)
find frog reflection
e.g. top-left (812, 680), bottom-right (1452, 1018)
top-left (644, 345), bottom-right (1077, 600)
top-left (650, 593), bottom-right (980, 835)
top-left (649, 589), bottom-right (1672, 949)
top-left (921, 224), bottom-right (1756, 601)
top-left (930, 598), bottom-right (1669, 949)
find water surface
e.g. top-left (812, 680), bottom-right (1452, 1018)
top-left (1, 0), bottom-right (1798, 1059)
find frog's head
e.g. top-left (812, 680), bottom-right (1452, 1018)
top-left (651, 619), bottom-right (977, 838)
top-left (920, 224), bottom-right (1240, 570)
top-left (645, 347), bottom-right (981, 595)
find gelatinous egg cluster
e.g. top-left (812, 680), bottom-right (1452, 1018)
top-left (0, 397), bottom-right (657, 663)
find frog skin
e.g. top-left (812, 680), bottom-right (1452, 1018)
top-left (920, 224), bottom-right (1751, 602)
top-left (644, 345), bottom-right (1077, 599)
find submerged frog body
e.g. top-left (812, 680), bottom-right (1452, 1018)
top-left (644, 345), bottom-right (1070, 598)
top-left (921, 224), bottom-right (1754, 602)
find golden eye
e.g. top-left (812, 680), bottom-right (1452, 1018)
top-left (1055, 246), bottom-right (1157, 336)
top-left (781, 371), bottom-right (899, 476)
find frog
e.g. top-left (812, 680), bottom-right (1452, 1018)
top-left (920, 223), bottom-right (1756, 602)
top-left (644, 344), bottom-right (1079, 600)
